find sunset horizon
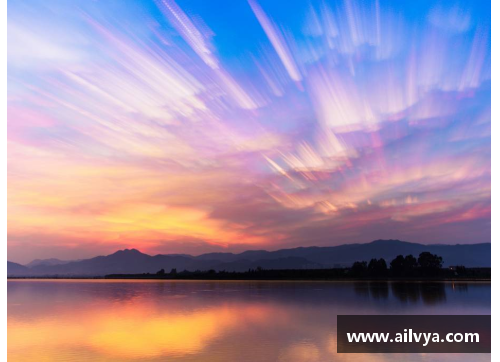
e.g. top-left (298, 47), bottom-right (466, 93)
top-left (8, 237), bottom-right (491, 266)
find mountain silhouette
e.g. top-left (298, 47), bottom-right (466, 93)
top-left (7, 261), bottom-right (29, 275)
top-left (25, 258), bottom-right (77, 268)
top-left (7, 240), bottom-right (490, 277)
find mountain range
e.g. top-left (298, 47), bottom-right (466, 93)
top-left (7, 239), bottom-right (491, 277)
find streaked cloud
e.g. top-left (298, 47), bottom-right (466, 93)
top-left (8, 0), bottom-right (490, 263)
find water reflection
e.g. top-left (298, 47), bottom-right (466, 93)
top-left (353, 282), bottom-right (447, 305)
top-left (391, 282), bottom-right (447, 305)
top-left (8, 280), bottom-right (490, 361)
top-left (354, 282), bottom-right (389, 300)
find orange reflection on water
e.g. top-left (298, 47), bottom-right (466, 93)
top-left (9, 299), bottom-right (273, 360)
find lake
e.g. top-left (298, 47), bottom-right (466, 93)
top-left (8, 280), bottom-right (490, 361)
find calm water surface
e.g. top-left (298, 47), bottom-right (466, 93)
top-left (8, 280), bottom-right (490, 361)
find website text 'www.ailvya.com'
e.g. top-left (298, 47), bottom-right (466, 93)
top-left (346, 329), bottom-right (479, 346)
top-left (337, 315), bottom-right (490, 353)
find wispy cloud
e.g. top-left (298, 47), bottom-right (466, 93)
top-left (7, 0), bottom-right (490, 263)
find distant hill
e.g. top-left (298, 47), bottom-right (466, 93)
top-left (7, 240), bottom-right (491, 277)
top-left (25, 258), bottom-right (75, 268)
top-left (7, 261), bottom-right (29, 276)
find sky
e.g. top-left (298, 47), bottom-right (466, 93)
top-left (7, 0), bottom-right (491, 264)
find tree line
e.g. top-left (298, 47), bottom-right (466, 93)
top-left (104, 250), bottom-right (490, 280)
top-left (350, 251), bottom-right (445, 277)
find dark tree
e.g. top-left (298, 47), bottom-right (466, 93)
top-left (417, 252), bottom-right (443, 277)
top-left (404, 255), bottom-right (418, 269)
top-left (156, 268), bottom-right (165, 276)
top-left (390, 255), bottom-right (405, 275)
top-left (351, 261), bottom-right (367, 277)
top-left (368, 258), bottom-right (387, 276)
top-left (390, 254), bottom-right (418, 277)
top-left (379, 258), bottom-right (388, 270)
top-left (418, 252), bottom-right (443, 269)
top-left (170, 268), bottom-right (177, 275)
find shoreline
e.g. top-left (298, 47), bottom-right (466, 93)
top-left (7, 276), bottom-right (491, 282)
